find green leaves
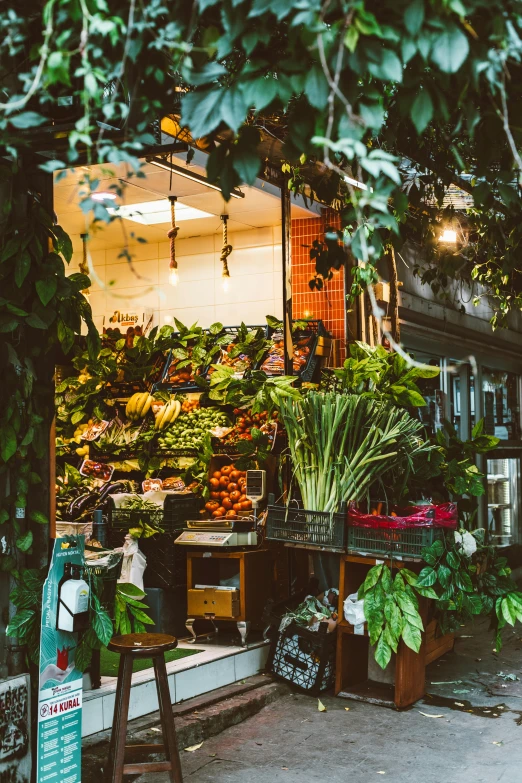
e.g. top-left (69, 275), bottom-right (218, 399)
top-left (430, 23), bottom-right (470, 74)
top-left (368, 50), bottom-right (403, 83)
top-left (404, 0), bottom-right (425, 36)
top-left (1, 423), bottom-right (17, 462)
top-left (16, 531), bottom-right (33, 552)
top-left (304, 66), bottom-right (329, 111)
top-left (36, 277), bottom-right (58, 306)
top-left (411, 90), bottom-right (433, 134)
top-left (9, 111), bottom-right (48, 129)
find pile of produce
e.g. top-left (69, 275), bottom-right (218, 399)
top-left (153, 399), bottom-right (181, 430)
top-left (278, 392), bottom-right (432, 513)
top-left (222, 409), bottom-right (277, 449)
top-left (204, 463), bottom-right (251, 519)
top-left (126, 392), bottom-right (154, 421)
top-left (95, 419), bottom-right (153, 455)
top-left (157, 406), bottom-right (230, 452)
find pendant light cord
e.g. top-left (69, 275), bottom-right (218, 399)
top-left (220, 214), bottom-right (232, 278)
top-left (168, 196), bottom-right (179, 272)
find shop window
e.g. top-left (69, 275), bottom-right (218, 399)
top-left (487, 457), bottom-right (520, 546)
top-left (406, 351), bottom-right (444, 436)
top-left (449, 361), bottom-right (474, 440)
top-left (482, 368), bottom-right (520, 440)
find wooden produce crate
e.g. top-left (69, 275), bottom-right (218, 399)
top-left (425, 619), bottom-right (455, 665)
top-left (187, 587), bottom-right (240, 618)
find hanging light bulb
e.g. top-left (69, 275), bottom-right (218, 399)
top-left (169, 266), bottom-right (179, 287)
top-left (167, 196), bottom-right (179, 286)
top-left (220, 214), bottom-right (232, 292)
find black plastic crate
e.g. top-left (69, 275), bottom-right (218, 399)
top-left (266, 497), bottom-right (346, 552)
top-left (347, 525), bottom-right (445, 559)
top-left (107, 495), bottom-right (201, 589)
top-left (266, 620), bottom-right (336, 694)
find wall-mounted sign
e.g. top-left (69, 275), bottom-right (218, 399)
top-left (37, 537), bottom-right (86, 783)
top-left (105, 308), bottom-right (154, 331)
top-left (0, 674), bottom-right (31, 783)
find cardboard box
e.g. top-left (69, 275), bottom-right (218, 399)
top-left (187, 587), bottom-right (240, 618)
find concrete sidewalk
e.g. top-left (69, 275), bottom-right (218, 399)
top-left (132, 618), bottom-right (522, 783)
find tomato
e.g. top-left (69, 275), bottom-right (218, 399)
top-left (229, 491), bottom-right (241, 503)
top-left (232, 503), bottom-right (242, 512)
top-left (222, 498), bottom-right (233, 510)
top-left (205, 501), bottom-right (220, 512)
top-left (212, 471), bottom-right (222, 480)
top-left (230, 470), bottom-right (241, 482)
top-left (225, 510), bottom-right (238, 519)
top-left (227, 482), bottom-right (238, 493)
top-left (239, 494), bottom-right (247, 503)
top-left (219, 476), bottom-right (230, 488)
top-left (219, 490), bottom-right (229, 499)
top-left (209, 477), bottom-right (220, 489)
top-left (212, 509), bottom-right (225, 518)
top-left (221, 465), bottom-right (233, 476)
top-left (210, 491), bottom-right (221, 500)
top-left (241, 500), bottom-right (252, 510)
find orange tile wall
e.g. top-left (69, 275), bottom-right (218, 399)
top-left (291, 209), bottom-right (346, 342)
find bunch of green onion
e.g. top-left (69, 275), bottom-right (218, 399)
top-left (278, 392), bottom-right (430, 513)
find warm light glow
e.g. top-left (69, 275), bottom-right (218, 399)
top-left (108, 199), bottom-right (213, 225)
top-left (303, 310), bottom-right (311, 318)
top-left (169, 268), bottom-right (179, 287)
top-left (222, 277), bottom-right (230, 293)
top-left (439, 229), bottom-right (457, 243)
top-left (91, 191), bottom-right (117, 202)
top-left (163, 314), bottom-right (173, 324)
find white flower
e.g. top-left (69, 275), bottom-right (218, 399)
top-left (455, 529), bottom-right (477, 557)
top-left (462, 531), bottom-right (477, 557)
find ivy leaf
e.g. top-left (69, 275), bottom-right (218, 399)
top-left (14, 251), bottom-right (31, 287)
top-left (411, 90), bottom-right (433, 134)
top-left (6, 609), bottom-right (34, 635)
top-left (362, 564), bottom-right (384, 594)
top-left (74, 639), bottom-right (93, 672)
top-left (415, 585), bottom-right (439, 600)
top-left (118, 582), bottom-right (146, 598)
top-left (404, 0), bottom-right (425, 36)
top-left (304, 65), bottom-right (329, 110)
top-left (16, 531), bottom-right (33, 552)
top-left (430, 23), bottom-right (469, 74)
top-left (29, 510), bottom-right (48, 525)
top-left (9, 111), bottom-right (48, 128)
top-left (446, 550), bottom-right (460, 570)
top-left (36, 277), bottom-right (58, 306)
top-left (416, 566), bottom-right (437, 588)
top-left (0, 424), bottom-right (17, 462)
top-left (367, 49), bottom-right (403, 82)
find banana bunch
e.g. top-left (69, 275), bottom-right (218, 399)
top-left (155, 399), bottom-right (181, 430)
top-left (126, 392), bottom-right (153, 421)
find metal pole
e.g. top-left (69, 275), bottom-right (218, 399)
top-left (281, 180), bottom-right (293, 375)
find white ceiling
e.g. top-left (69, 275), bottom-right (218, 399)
top-left (54, 158), bottom-right (317, 250)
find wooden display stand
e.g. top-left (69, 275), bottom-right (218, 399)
top-left (335, 554), bottom-right (454, 709)
top-left (185, 549), bottom-right (272, 646)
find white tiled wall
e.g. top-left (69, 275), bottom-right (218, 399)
top-left (69, 227), bottom-right (284, 331)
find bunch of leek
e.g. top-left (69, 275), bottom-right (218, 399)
top-left (278, 392), bottom-right (431, 513)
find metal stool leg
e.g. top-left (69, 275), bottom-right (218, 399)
top-left (106, 654), bottom-right (133, 783)
top-left (153, 654), bottom-right (183, 783)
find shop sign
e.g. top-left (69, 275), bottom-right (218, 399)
top-left (0, 674), bottom-right (31, 783)
top-left (37, 537), bottom-right (85, 783)
top-left (106, 308), bottom-right (154, 330)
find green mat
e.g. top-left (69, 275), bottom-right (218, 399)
top-left (99, 646), bottom-right (201, 677)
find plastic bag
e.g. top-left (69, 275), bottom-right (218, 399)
top-left (348, 502), bottom-right (457, 530)
top-left (343, 593), bottom-right (365, 634)
top-left (118, 535), bottom-right (147, 591)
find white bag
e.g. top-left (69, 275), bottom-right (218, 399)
top-left (118, 535), bottom-right (147, 591)
top-left (343, 592), bottom-right (365, 635)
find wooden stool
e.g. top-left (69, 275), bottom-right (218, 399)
top-left (105, 633), bottom-right (183, 783)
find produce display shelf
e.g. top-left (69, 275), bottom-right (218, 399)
top-left (346, 525), bottom-right (445, 559)
top-left (265, 497), bottom-right (346, 552)
top-left (263, 319), bottom-right (328, 381)
top-left (154, 348), bottom-right (208, 393)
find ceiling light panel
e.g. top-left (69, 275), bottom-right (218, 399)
top-left (108, 199), bottom-right (213, 225)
